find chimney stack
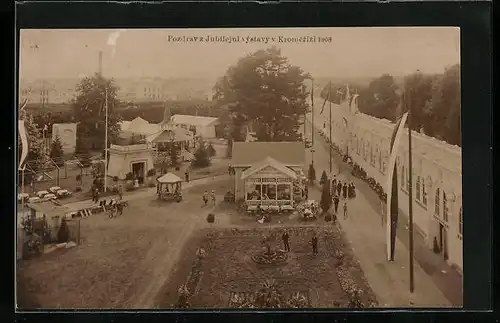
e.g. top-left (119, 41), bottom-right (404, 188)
top-left (98, 51), bottom-right (103, 76)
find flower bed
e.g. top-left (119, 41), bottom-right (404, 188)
top-left (158, 226), bottom-right (378, 308)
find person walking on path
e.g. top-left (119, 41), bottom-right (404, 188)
top-left (282, 230), bottom-right (290, 252)
top-left (211, 190), bottom-right (216, 206)
top-left (331, 176), bottom-right (337, 195)
top-left (184, 169), bottom-right (190, 183)
top-left (337, 181), bottom-right (342, 196)
top-left (311, 232), bottom-right (318, 255)
top-left (342, 183), bottom-right (348, 199)
top-left (202, 190), bottom-right (209, 207)
top-left (118, 184), bottom-right (123, 200)
top-left (333, 195), bottom-right (340, 214)
top-left (343, 201), bottom-right (348, 220)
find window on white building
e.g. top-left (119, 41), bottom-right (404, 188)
top-left (378, 150), bottom-right (382, 171)
top-left (401, 166), bottom-right (405, 189)
top-left (459, 206), bottom-right (463, 237)
top-left (416, 176), bottom-right (421, 201)
top-left (443, 192), bottom-right (448, 222)
top-left (422, 178), bottom-right (427, 205)
top-left (406, 168), bottom-right (410, 191)
top-left (435, 188), bottom-right (440, 216)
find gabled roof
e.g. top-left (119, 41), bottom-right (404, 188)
top-left (232, 142), bottom-right (305, 166)
top-left (148, 128), bottom-right (192, 143)
top-left (26, 201), bottom-right (69, 217)
top-left (157, 173), bottom-right (182, 184)
top-left (171, 114), bottom-right (219, 127)
top-left (241, 157), bottom-right (298, 180)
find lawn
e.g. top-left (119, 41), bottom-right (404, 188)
top-left (16, 185), bottom-right (220, 309)
top-left (156, 226), bottom-right (378, 308)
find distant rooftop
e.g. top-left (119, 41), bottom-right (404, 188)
top-left (232, 142), bottom-right (305, 166)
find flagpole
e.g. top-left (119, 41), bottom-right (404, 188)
top-left (311, 78), bottom-right (315, 164)
top-left (408, 89), bottom-right (415, 293)
top-left (329, 81), bottom-right (332, 173)
top-left (104, 86), bottom-right (108, 193)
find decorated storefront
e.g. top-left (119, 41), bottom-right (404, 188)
top-left (241, 157), bottom-right (299, 209)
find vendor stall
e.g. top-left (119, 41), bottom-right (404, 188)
top-left (157, 173), bottom-right (183, 202)
top-left (241, 157), bottom-right (298, 213)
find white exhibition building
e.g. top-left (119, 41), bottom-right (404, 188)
top-left (308, 95), bottom-right (462, 273)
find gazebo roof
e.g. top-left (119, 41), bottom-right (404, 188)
top-left (148, 128), bottom-right (192, 143)
top-left (157, 173), bottom-right (182, 184)
top-left (241, 157), bottom-right (298, 180)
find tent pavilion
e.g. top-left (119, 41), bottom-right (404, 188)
top-left (147, 127), bottom-right (195, 161)
top-left (170, 114), bottom-right (219, 139)
top-left (156, 173), bottom-right (183, 201)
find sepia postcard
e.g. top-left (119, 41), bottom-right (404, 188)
top-left (16, 27), bottom-right (462, 310)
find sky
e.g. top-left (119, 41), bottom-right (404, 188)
top-left (19, 27), bottom-right (460, 81)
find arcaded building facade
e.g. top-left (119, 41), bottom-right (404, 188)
top-left (309, 96), bottom-right (462, 273)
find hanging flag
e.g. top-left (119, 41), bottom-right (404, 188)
top-left (385, 111), bottom-right (409, 261)
top-left (18, 120), bottom-right (29, 171)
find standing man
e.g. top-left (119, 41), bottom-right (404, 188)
top-left (343, 201), bottom-right (348, 220)
top-left (184, 169), bottom-right (190, 183)
top-left (311, 232), bottom-right (318, 255)
top-left (342, 182), bottom-right (348, 199)
top-left (333, 195), bottom-right (340, 214)
top-left (282, 230), bottom-right (290, 252)
top-left (331, 176), bottom-right (337, 195)
top-left (202, 190), bottom-right (209, 207)
top-left (118, 184), bottom-right (123, 200)
top-left (337, 181), bottom-right (342, 197)
top-left (211, 190), bottom-right (216, 206)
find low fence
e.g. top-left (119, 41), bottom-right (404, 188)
top-left (17, 218), bottom-right (81, 260)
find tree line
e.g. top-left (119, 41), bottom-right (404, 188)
top-left (318, 64), bottom-right (461, 146)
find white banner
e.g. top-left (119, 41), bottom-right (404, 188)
top-left (385, 112), bottom-right (408, 261)
top-left (18, 120), bottom-right (29, 171)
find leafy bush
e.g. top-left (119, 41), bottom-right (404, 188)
top-left (57, 218), bottom-right (70, 243)
top-left (308, 164), bottom-right (316, 182)
top-left (325, 214), bottom-right (332, 222)
top-left (113, 176), bottom-right (119, 183)
top-left (125, 172), bottom-right (134, 181)
top-left (146, 169), bottom-right (156, 177)
top-left (319, 170), bottom-right (328, 185)
top-left (206, 213), bottom-right (215, 223)
top-left (192, 145), bottom-right (211, 168)
top-left (207, 142), bottom-right (216, 157)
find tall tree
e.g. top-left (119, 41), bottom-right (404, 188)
top-left (402, 71), bottom-right (436, 132)
top-left (213, 47), bottom-right (310, 142)
top-left (357, 74), bottom-right (399, 121)
top-left (429, 64), bottom-right (461, 146)
top-left (49, 135), bottom-right (64, 166)
top-left (72, 73), bottom-right (122, 151)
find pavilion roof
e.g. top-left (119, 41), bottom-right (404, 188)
top-left (241, 157), bottom-right (298, 180)
top-left (148, 128), bottom-right (192, 143)
top-left (157, 173), bottom-right (182, 184)
top-left (171, 114), bottom-right (219, 127)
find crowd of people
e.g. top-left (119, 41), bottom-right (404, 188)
top-left (329, 175), bottom-right (357, 222)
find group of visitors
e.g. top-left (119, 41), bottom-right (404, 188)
top-left (330, 176), bottom-right (356, 200)
top-left (202, 190), bottom-right (216, 207)
top-left (281, 230), bottom-right (319, 255)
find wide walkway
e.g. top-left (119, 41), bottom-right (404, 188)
top-left (304, 121), bottom-right (454, 307)
top-left (62, 174), bottom-right (229, 212)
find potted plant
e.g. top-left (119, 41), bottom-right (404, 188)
top-left (146, 169), bottom-right (156, 185)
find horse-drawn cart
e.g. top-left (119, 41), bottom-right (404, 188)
top-left (157, 173), bottom-right (183, 202)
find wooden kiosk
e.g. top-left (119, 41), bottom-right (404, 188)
top-left (157, 173), bottom-right (183, 202)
